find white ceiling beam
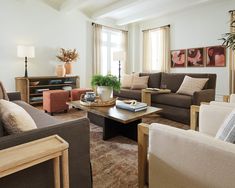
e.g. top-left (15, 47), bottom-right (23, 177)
top-left (91, 0), bottom-right (144, 20)
top-left (116, 0), bottom-right (214, 25)
top-left (60, 0), bottom-right (91, 12)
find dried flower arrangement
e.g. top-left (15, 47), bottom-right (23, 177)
top-left (56, 48), bottom-right (79, 63)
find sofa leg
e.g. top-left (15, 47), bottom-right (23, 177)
top-left (44, 110), bottom-right (47, 113)
top-left (50, 112), bottom-right (54, 116)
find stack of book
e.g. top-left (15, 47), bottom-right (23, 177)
top-left (116, 101), bottom-right (147, 112)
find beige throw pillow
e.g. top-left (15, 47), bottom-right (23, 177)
top-left (0, 81), bottom-right (9, 101)
top-left (121, 74), bottom-right (134, 89)
top-left (0, 99), bottom-right (37, 134)
top-left (131, 76), bottom-right (149, 90)
top-left (176, 76), bottom-right (208, 96)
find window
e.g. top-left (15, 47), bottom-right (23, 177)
top-left (150, 29), bottom-right (161, 71)
top-left (101, 27), bottom-right (123, 77)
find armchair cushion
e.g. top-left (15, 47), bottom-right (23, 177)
top-left (149, 123), bottom-right (235, 188)
top-left (199, 104), bottom-right (233, 136)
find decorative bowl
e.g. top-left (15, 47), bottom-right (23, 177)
top-left (30, 81), bottom-right (40, 86)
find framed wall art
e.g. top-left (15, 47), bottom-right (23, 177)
top-left (206, 46), bottom-right (226, 67)
top-left (187, 48), bottom-right (204, 67)
top-left (170, 49), bottom-right (186, 68)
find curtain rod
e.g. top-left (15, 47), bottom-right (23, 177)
top-left (92, 22), bottom-right (128, 33)
top-left (142, 24), bottom-right (170, 32)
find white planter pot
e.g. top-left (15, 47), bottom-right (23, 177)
top-left (97, 86), bottom-right (113, 102)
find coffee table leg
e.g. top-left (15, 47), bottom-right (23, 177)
top-left (103, 118), bottom-right (121, 140)
top-left (121, 119), bottom-right (141, 141)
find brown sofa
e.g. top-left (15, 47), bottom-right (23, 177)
top-left (0, 92), bottom-right (92, 188)
top-left (114, 72), bottom-right (216, 124)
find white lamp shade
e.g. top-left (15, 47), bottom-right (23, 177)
top-left (113, 51), bottom-right (125, 61)
top-left (17, 45), bottom-right (35, 58)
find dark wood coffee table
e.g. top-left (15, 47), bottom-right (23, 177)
top-left (68, 100), bottom-right (162, 141)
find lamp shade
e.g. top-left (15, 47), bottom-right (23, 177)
top-left (113, 51), bottom-right (125, 61)
top-left (17, 45), bottom-right (35, 58)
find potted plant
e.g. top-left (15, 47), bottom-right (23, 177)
top-left (91, 74), bottom-right (120, 101)
top-left (56, 48), bottom-right (79, 75)
top-left (221, 20), bottom-right (235, 50)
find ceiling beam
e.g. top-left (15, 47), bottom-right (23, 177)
top-left (116, 0), bottom-right (214, 25)
top-left (91, 0), bottom-right (143, 19)
top-left (60, 0), bottom-right (91, 12)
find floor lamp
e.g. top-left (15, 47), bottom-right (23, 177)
top-left (17, 45), bottom-right (35, 77)
top-left (113, 51), bottom-right (125, 81)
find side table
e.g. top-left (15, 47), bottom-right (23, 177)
top-left (0, 135), bottom-right (69, 188)
top-left (141, 89), bottom-right (171, 105)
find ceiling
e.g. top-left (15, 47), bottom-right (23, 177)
top-left (41, 0), bottom-right (227, 26)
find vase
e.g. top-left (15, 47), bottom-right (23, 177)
top-left (55, 65), bottom-right (66, 77)
top-left (96, 86), bottom-right (113, 102)
top-left (64, 62), bottom-right (72, 75)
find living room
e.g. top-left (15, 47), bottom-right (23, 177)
top-left (0, 0), bottom-right (235, 188)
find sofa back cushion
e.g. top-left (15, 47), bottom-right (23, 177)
top-left (0, 121), bottom-right (4, 137)
top-left (161, 73), bottom-right (216, 93)
top-left (140, 72), bottom-right (161, 88)
top-left (0, 81), bottom-right (9, 101)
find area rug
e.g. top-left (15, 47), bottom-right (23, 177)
top-left (51, 108), bottom-right (188, 188)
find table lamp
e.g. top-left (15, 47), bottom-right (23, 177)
top-left (17, 45), bottom-right (35, 77)
top-left (113, 51), bottom-right (125, 81)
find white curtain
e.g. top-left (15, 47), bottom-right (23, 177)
top-left (93, 24), bottom-right (102, 75)
top-left (143, 30), bottom-right (151, 72)
top-left (143, 26), bottom-right (170, 73)
top-left (121, 31), bottom-right (128, 75)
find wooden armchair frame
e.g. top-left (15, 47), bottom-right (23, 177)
top-left (138, 123), bottom-right (150, 188)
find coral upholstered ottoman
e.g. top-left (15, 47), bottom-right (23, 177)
top-left (43, 90), bottom-right (69, 115)
top-left (71, 88), bottom-right (93, 101)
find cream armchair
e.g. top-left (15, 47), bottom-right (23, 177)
top-left (138, 104), bottom-right (235, 188)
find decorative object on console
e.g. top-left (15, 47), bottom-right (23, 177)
top-left (113, 51), bottom-right (125, 81)
top-left (206, 46), bottom-right (226, 67)
top-left (55, 64), bottom-right (66, 77)
top-left (187, 47), bottom-right (204, 67)
top-left (170, 49), bottom-right (186, 67)
top-left (91, 74), bottom-right (120, 102)
top-left (176, 75), bottom-right (209, 96)
top-left (56, 48), bottom-right (79, 75)
top-left (29, 81), bottom-right (39, 86)
top-left (17, 45), bottom-right (35, 77)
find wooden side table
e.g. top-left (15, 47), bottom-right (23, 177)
top-left (0, 135), bottom-right (69, 188)
top-left (141, 89), bottom-right (171, 105)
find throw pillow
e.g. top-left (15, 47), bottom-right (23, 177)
top-left (121, 74), bottom-right (134, 89)
top-left (131, 76), bottom-right (149, 90)
top-left (176, 76), bottom-right (208, 96)
top-left (215, 109), bottom-right (235, 143)
top-left (0, 81), bottom-right (9, 101)
top-left (0, 99), bottom-right (37, 134)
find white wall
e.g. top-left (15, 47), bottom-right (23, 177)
top-left (133, 0), bottom-right (235, 99)
top-left (0, 0), bottom-right (92, 91)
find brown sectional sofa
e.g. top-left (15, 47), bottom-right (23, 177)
top-left (0, 92), bottom-right (92, 188)
top-left (114, 72), bottom-right (216, 124)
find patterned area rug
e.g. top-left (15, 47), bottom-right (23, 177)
top-left (51, 108), bottom-right (188, 188)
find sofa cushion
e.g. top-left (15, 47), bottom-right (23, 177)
top-left (176, 76), bottom-right (209, 96)
top-left (13, 100), bottom-right (61, 128)
top-left (0, 81), bottom-right (9, 101)
top-left (151, 93), bottom-right (192, 108)
top-left (0, 99), bottom-right (37, 134)
top-left (140, 72), bottom-right (161, 88)
top-left (114, 89), bottom-right (141, 101)
top-left (131, 76), bottom-right (149, 90)
top-left (161, 73), bottom-right (213, 93)
top-left (121, 74), bottom-right (134, 89)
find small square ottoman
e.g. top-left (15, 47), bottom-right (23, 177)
top-left (43, 90), bottom-right (69, 115)
top-left (71, 88), bottom-right (93, 101)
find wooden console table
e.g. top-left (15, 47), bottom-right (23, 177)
top-left (15, 76), bottom-right (80, 105)
top-left (0, 135), bottom-right (69, 188)
top-left (141, 89), bottom-right (171, 105)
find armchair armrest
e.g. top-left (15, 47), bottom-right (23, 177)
top-left (149, 124), bottom-right (235, 188)
top-left (7, 92), bottom-right (21, 101)
top-left (192, 89), bottom-right (215, 105)
top-left (0, 118), bottom-right (92, 188)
